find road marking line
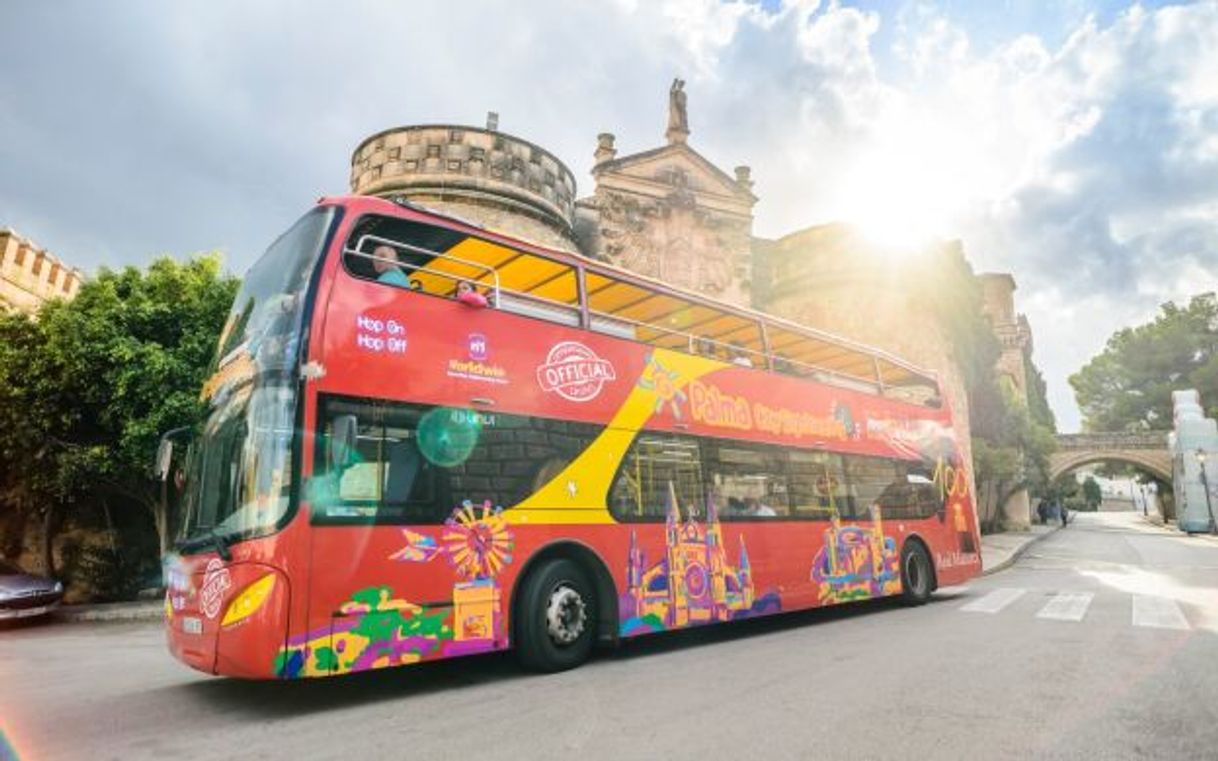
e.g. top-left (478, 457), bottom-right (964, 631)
top-left (1036, 592), bottom-right (1094, 622)
top-left (960, 588), bottom-right (1026, 613)
top-left (1132, 595), bottom-right (1190, 630)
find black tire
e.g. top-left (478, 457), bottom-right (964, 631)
top-left (514, 558), bottom-right (596, 672)
top-left (900, 541), bottom-right (933, 606)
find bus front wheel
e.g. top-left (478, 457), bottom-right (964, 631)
top-left (514, 558), bottom-right (596, 672)
top-left (900, 541), bottom-right (933, 606)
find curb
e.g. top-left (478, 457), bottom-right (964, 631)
top-left (981, 526), bottom-right (1061, 577)
top-left (1141, 514), bottom-right (1175, 533)
top-left (54, 602), bottom-right (163, 623)
top-left (1139, 514), bottom-right (1218, 542)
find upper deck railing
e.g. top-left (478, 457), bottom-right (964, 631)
top-left (340, 205), bottom-right (942, 408)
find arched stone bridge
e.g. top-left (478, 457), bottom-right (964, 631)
top-left (1050, 432), bottom-right (1172, 482)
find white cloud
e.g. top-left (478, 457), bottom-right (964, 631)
top-left (2, 0), bottom-right (1216, 431)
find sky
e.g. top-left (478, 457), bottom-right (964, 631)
top-left (2, 0), bottom-right (1216, 431)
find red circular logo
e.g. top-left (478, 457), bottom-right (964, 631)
top-left (536, 342), bottom-right (617, 402)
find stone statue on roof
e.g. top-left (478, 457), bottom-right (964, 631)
top-left (666, 78), bottom-right (689, 144)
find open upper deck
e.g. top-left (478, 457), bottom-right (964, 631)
top-left (333, 195), bottom-right (941, 407)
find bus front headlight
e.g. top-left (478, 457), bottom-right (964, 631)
top-left (220, 574), bottom-right (277, 628)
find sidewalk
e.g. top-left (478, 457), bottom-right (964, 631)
top-left (981, 524), bottom-right (1059, 576)
top-left (1140, 513), bottom-right (1218, 543)
top-left (53, 599), bottom-right (163, 623)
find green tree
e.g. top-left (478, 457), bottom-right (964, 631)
top-left (912, 247), bottom-right (1057, 531)
top-left (1070, 293), bottom-right (1218, 431)
top-left (1026, 360), bottom-right (1056, 432)
top-left (0, 255), bottom-right (237, 574)
top-left (0, 312), bottom-right (62, 564)
top-left (1082, 475), bottom-right (1102, 510)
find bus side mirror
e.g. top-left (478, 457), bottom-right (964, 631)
top-left (330, 415), bottom-right (359, 470)
top-left (155, 438), bottom-right (174, 481)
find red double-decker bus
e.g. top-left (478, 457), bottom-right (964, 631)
top-left (162, 194), bottom-right (981, 679)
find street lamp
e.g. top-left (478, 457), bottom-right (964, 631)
top-left (1197, 449), bottom-right (1218, 535)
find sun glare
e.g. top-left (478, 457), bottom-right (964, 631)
top-left (833, 113), bottom-right (986, 253)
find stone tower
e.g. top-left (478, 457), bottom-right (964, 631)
top-left (349, 116), bottom-right (580, 253)
top-left (978, 273), bottom-right (1032, 403)
top-left (978, 272), bottom-right (1034, 529)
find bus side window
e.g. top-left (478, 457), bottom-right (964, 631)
top-left (610, 433), bottom-right (704, 521)
top-left (908, 463), bottom-right (944, 519)
top-left (315, 402), bottom-right (387, 519)
top-left (704, 442), bottom-right (789, 520)
top-left (843, 455), bottom-right (900, 520)
top-left (382, 428), bottom-right (435, 507)
top-left (315, 399), bottom-right (446, 523)
top-left (315, 396), bottom-right (602, 524)
top-left (786, 450), bottom-right (850, 519)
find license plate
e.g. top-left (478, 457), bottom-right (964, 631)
top-left (182, 616), bottom-right (203, 634)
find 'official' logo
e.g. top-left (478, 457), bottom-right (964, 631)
top-left (536, 342), bottom-right (616, 402)
top-left (199, 558), bottom-right (232, 620)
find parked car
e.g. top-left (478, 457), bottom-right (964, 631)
top-left (0, 558), bottom-right (64, 620)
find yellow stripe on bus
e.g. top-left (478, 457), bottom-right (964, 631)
top-left (506, 348), bottom-right (723, 526)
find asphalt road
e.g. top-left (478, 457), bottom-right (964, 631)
top-left (3, 512), bottom-right (1217, 761)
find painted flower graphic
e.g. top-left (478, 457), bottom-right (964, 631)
top-left (636, 353), bottom-right (687, 420)
top-left (442, 500), bottom-right (515, 580)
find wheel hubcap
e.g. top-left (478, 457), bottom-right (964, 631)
top-left (545, 585), bottom-right (587, 646)
top-left (906, 554), bottom-right (924, 593)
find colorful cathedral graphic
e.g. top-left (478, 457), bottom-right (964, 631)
top-left (810, 506), bottom-right (901, 604)
top-left (620, 485), bottom-right (774, 635)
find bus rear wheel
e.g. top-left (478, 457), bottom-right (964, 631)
top-left (514, 558), bottom-right (596, 672)
top-left (900, 541), bottom-right (933, 606)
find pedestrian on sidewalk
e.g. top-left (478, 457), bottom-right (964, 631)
top-left (1036, 498), bottom-right (1048, 525)
top-left (1059, 500), bottom-right (1069, 528)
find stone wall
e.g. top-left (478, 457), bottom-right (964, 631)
top-left (0, 227), bottom-right (82, 313)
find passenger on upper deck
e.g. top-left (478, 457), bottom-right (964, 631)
top-left (455, 279), bottom-right (490, 308)
top-left (372, 245), bottom-right (410, 287)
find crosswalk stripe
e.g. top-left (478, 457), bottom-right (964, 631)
top-left (960, 587), bottom-right (1026, 613)
top-left (1132, 595), bottom-right (1190, 630)
top-left (1036, 592), bottom-right (1093, 622)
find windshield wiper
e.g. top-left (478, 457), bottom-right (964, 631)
top-left (179, 527), bottom-right (232, 561)
top-left (204, 527), bottom-right (232, 561)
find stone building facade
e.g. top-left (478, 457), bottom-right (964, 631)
top-left (0, 227), bottom-right (82, 313)
top-left (573, 131), bottom-right (757, 308)
top-left (349, 82), bottom-right (1042, 529)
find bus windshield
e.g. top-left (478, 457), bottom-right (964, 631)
top-left (177, 207), bottom-right (337, 547)
top-left (178, 382), bottom-right (297, 543)
top-left (212, 207), bottom-right (337, 375)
